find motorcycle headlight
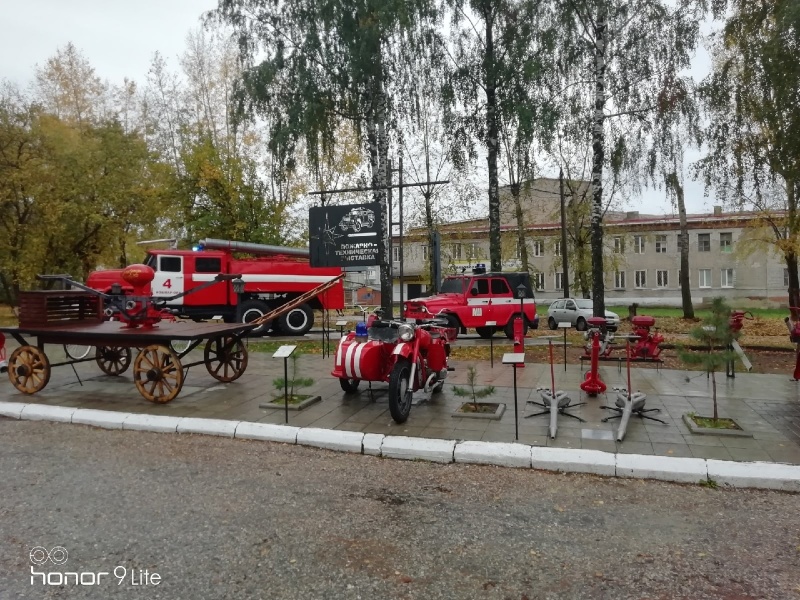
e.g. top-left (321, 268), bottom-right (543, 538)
top-left (398, 323), bottom-right (415, 342)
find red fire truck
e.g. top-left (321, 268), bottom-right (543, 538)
top-left (86, 239), bottom-right (345, 336)
top-left (402, 265), bottom-right (538, 339)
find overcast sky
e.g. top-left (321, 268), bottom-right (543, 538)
top-left (0, 0), bottom-right (718, 215)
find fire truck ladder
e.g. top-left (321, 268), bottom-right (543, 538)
top-left (248, 273), bottom-right (345, 327)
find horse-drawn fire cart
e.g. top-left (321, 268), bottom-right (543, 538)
top-left (1, 266), bottom-right (343, 403)
top-left (0, 289), bottom-right (255, 403)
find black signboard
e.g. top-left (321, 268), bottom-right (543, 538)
top-left (309, 202), bottom-right (383, 268)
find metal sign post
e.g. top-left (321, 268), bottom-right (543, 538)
top-left (266, 345), bottom-right (297, 424)
top-left (503, 352), bottom-right (525, 440)
top-left (486, 320), bottom-right (497, 367)
top-left (558, 322), bottom-right (571, 371)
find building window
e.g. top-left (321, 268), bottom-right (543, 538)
top-left (699, 269), bottom-right (712, 288)
top-left (555, 272), bottom-right (564, 290)
top-left (720, 232), bottom-right (732, 253)
top-left (656, 270), bottom-right (668, 288)
top-left (532, 272), bottom-right (545, 291)
top-left (655, 235), bottom-right (667, 254)
top-left (698, 233), bottom-right (711, 252)
top-left (635, 270), bottom-right (647, 289)
top-left (466, 242), bottom-right (480, 260)
top-left (392, 246), bottom-right (402, 262)
top-left (721, 268), bottom-right (734, 288)
top-left (421, 245), bottom-right (428, 261)
top-left (532, 240), bottom-right (544, 257)
top-left (614, 237), bottom-right (625, 254)
top-left (451, 243), bottom-right (462, 260)
top-left (633, 235), bottom-right (645, 254)
top-left (786, 269), bottom-right (790, 287)
top-left (554, 240), bottom-right (561, 257)
top-left (614, 271), bottom-right (626, 289)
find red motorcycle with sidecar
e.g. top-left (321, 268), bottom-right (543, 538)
top-left (331, 312), bottom-right (455, 423)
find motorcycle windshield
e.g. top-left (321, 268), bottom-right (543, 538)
top-left (368, 326), bottom-right (400, 343)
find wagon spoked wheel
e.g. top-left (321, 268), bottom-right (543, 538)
top-left (133, 344), bottom-right (184, 403)
top-left (8, 345), bottom-right (51, 394)
top-left (95, 346), bottom-right (132, 376)
top-left (204, 336), bottom-right (248, 383)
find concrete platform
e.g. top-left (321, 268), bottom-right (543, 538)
top-left (1, 346), bottom-right (799, 466)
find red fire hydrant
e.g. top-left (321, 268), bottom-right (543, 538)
top-left (580, 317), bottom-right (608, 396)
top-left (628, 316), bottom-right (664, 360)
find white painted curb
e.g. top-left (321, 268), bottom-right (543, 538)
top-left (362, 433), bottom-right (384, 456)
top-left (297, 427), bottom-right (364, 453)
top-left (454, 441), bottom-right (532, 468)
top-left (616, 454), bottom-right (708, 484)
top-left (706, 459), bottom-right (800, 492)
top-left (72, 409), bottom-right (127, 430)
top-left (531, 447), bottom-right (616, 476)
top-left (123, 414), bottom-right (183, 433)
top-left (177, 417), bottom-right (239, 438)
top-left (381, 436), bottom-right (456, 463)
top-left (0, 402), bottom-right (27, 419)
top-left (235, 422), bottom-right (299, 444)
top-left (20, 404), bottom-right (76, 423)
top-left (3, 401), bottom-right (799, 491)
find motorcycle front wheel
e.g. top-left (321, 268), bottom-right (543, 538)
top-left (388, 359), bottom-right (413, 424)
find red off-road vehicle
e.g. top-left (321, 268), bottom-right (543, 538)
top-left (402, 266), bottom-right (538, 339)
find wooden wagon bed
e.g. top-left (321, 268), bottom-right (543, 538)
top-left (0, 320), bottom-right (255, 403)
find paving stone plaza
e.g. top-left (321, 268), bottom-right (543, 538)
top-left (2, 345), bottom-right (799, 466)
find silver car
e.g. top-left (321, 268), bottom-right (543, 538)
top-left (546, 298), bottom-right (620, 331)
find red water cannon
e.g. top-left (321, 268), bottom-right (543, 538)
top-left (729, 310), bottom-right (754, 334)
top-left (580, 317), bottom-right (608, 396)
top-left (627, 315), bottom-right (664, 360)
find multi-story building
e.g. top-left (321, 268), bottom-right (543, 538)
top-left (389, 178), bottom-right (790, 306)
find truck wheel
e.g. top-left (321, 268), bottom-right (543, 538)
top-left (504, 315), bottom-right (529, 340)
top-left (475, 327), bottom-right (495, 339)
top-left (388, 359), bottom-right (413, 424)
top-left (240, 300), bottom-right (271, 336)
top-left (278, 303), bottom-right (314, 335)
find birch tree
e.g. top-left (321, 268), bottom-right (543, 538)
top-left (696, 0), bottom-right (800, 306)
top-left (211, 0), bottom-right (437, 314)
top-left (557, 0), bottom-right (705, 316)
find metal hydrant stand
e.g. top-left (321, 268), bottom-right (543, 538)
top-left (600, 336), bottom-right (667, 441)
top-left (525, 336), bottom-right (585, 439)
top-left (580, 317), bottom-right (608, 397)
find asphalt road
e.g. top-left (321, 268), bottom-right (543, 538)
top-left (1, 420), bottom-right (798, 600)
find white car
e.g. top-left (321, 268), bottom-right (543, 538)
top-left (547, 298), bottom-right (620, 331)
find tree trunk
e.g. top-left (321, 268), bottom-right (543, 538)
top-left (711, 370), bottom-right (718, 421)
top-left (511, 183), bottom-right (530, 274)
top-left (786, 178), bottom-right (800, 308)
top-left (424, 191), bottom-right (437, 291)
top-left (672, 173), bottom-right (695, 319)
top-left (559, 168), bottom-right (570, 297)
top-left (484, 7), bottom-right (501, 272)
top-left (590, 7), bottom-right (607, 317)
top-left (375, 76), bottom-right (393, 318)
